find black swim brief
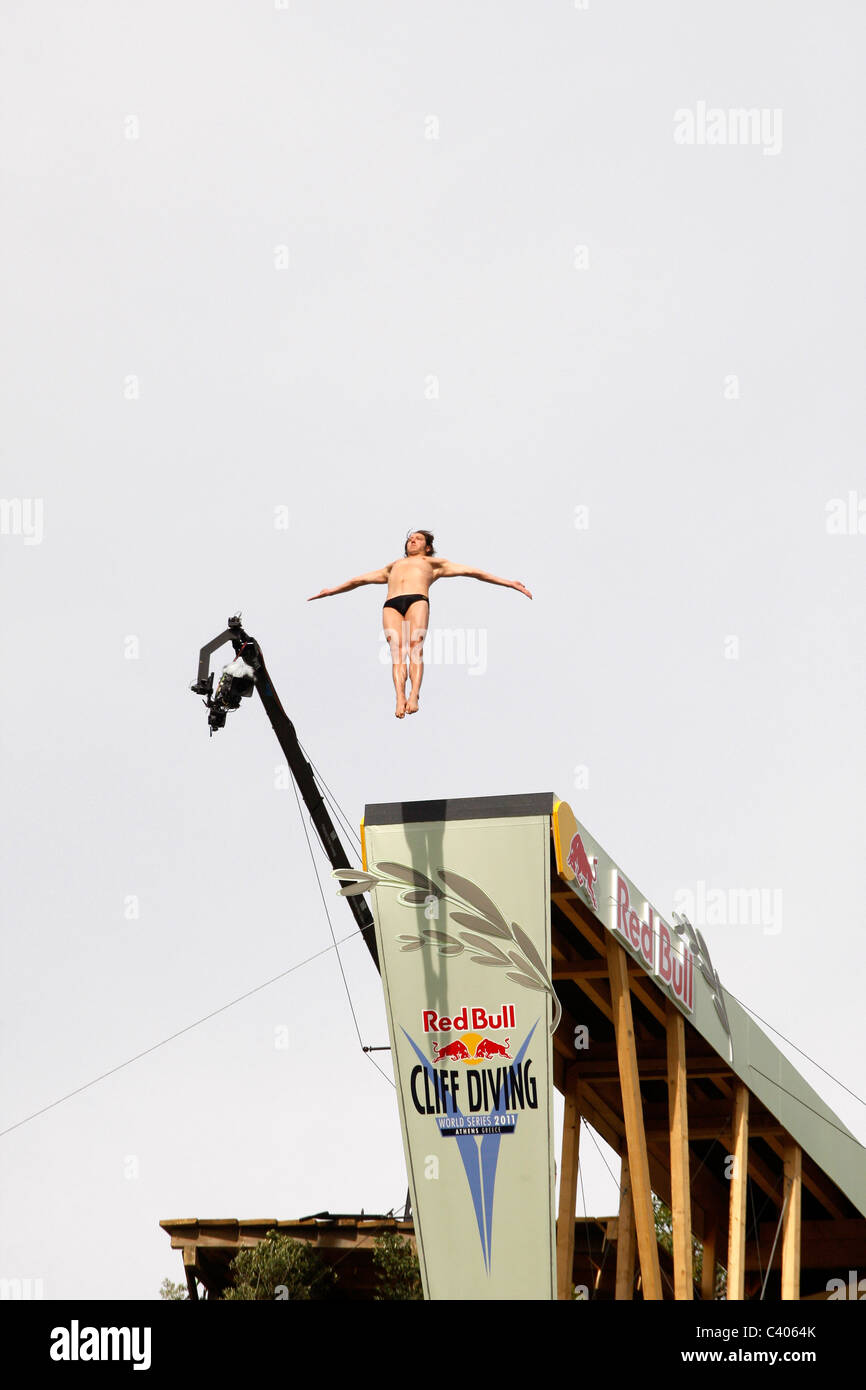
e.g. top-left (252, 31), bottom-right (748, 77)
top-left (382, 593), bottom-right (429, 619)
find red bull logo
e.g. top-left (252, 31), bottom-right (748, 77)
top-left (424, 1006), bottom-right (516, 1066)
top-left (422, 1004), bottom-right (515, 1034)
top-left (474, 1036), bottom-right (511, 1059)
top-left (433, 1035), bottom-right (512, 1064)
top-left (567, 832), bottom-right (598, 911)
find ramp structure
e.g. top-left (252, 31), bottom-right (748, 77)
top-left (346, 792), bottom-right (866, 1301)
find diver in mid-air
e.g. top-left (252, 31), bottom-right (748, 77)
top-left (308, 529), bottom-right (533, 718)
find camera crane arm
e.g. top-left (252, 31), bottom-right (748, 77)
top-left (191, 615), bottom-right (379, 968)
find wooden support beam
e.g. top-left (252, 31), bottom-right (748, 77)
top-left (666, 1001), bottom-right (692, 1300)
top-left (709, 1081), bottom-right (783, 1205)
top-left (781, 1141), bottom-right (802, 1300)
top-left (552, 892), bottom-right (607, 956)
top-left (574, 1083), bottom-right (624, 1155)
top-left (701, 1223), bottom-right (717, 1301)
top-left (182, 1245), bottom-right (200, 1301)
top-left (556, 1065), bottom-right (581, 1300)
top-left (646, 1138), bottom-right (728, 1250)
top-left (727, 1084), bottom-right (749, 1300)
top-left (766, 1136), bottom-right (846, 1219)
top-left (564, 1040), bottom-right (734, 1082)
top-left (607, 936), bottom-right (663, 1300)
top-left (615, 1154), bottom-right (637, 1299)
top-left (746, 1144), bottom-right (785, 1207)
top-left (747, 1218), bottom-right (866, 1272)
top-left (643, 1101), bottom-right (784, 1140)
top-left (582, 1061), bottom-right (734, 1084)
top-left (552, 997), bottom-right (586, 1066)
top-left (552, 895), bottom-right (676, 1029)
top-left (552, 961), bottom-right (614, 1027)
top-left (554, 962), bottom-right (644, 980)
top-left (581, 1081), bottom-right (626, 1143)
top-left (628, 977), bottom-right (667, 1029)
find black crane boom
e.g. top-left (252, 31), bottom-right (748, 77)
top-left (191, 616), bottom-right (378, 968)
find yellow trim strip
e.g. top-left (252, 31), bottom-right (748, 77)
top-left (552, 798), bottom-right (577, 882)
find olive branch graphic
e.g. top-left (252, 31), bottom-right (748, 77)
top-left (332, 861), bottom-right (562, 1034)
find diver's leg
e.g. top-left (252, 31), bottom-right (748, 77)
top-left (383, 608), bottom-right (409, 717)
top-left (405, 599), bottom-right (429, 714)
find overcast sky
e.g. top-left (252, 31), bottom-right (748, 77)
top-left (2, 1), bottom-right (865, 1300)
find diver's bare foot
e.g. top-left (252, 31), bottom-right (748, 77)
top-left (395, 694), bottom-right (407, 718)
top-left (406, 694), bottom-right (419, 715)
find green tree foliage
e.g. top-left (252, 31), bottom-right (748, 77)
top-left (652, 1194), bottom-right (726, 1298)
top-left (372, 1231), bottom-right (423, 1300)
top-left (159, 1277), bottom-right (188, 1300)
top-left (222, 1229), bottom-right (336, 1301)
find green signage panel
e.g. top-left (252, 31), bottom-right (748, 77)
top-left (349, 811), bottom-right (557, 1300)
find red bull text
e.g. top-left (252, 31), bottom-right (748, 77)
top-left (422, 1005), bottom-right (515, 1033)
top-left (615, 874), bottom-right (694, 1012)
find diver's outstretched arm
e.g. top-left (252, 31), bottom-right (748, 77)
top-left (434, 559), bottom-right (532, 599)
top-left (308, 565), bottom-right (391, 600)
